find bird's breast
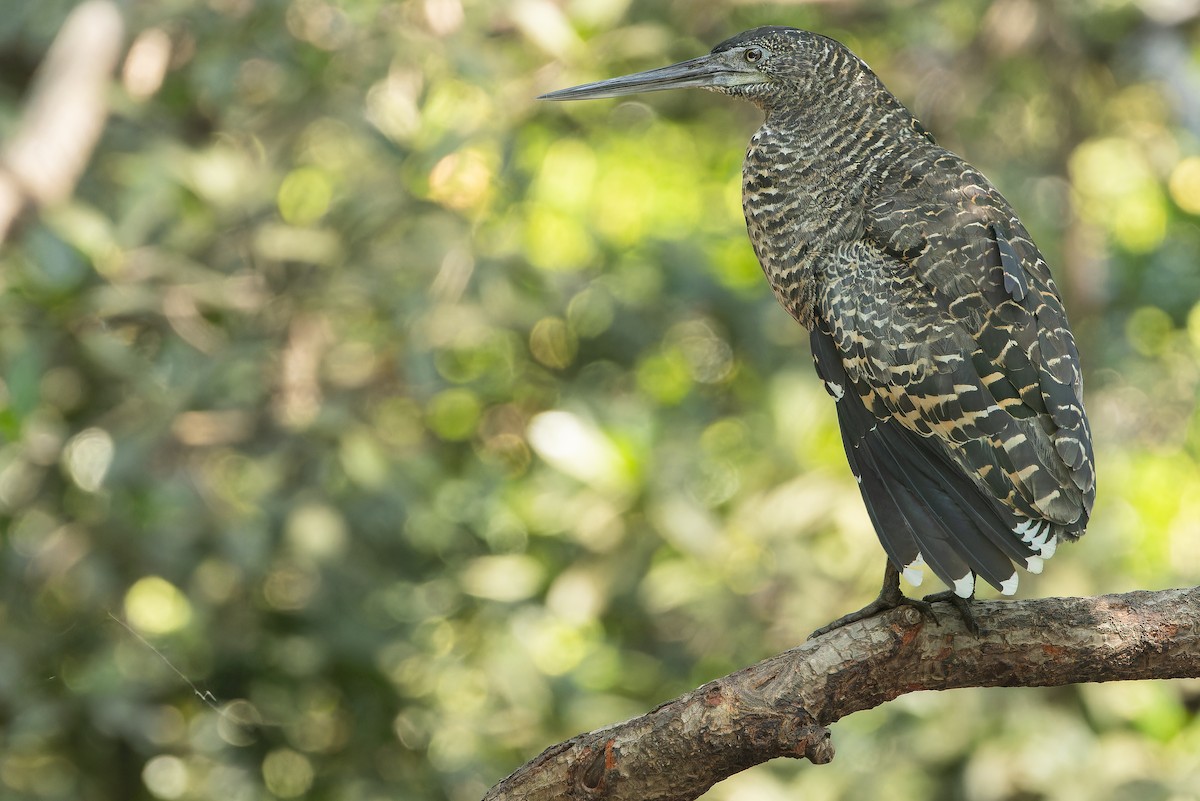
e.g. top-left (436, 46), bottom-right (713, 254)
top-left (742, 126), bottom-right (871, 328)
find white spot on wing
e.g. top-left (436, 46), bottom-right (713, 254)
top-left (1000, 572), bottom-right (1019, 596)
top-left (953, 573), bottom-right (975, 599)
top-left (825, 380), bottom-right (845, 400)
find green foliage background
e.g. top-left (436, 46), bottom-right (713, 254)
top-left (2, 0), bottom-right (1200, 799)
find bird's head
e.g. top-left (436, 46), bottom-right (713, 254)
top-left (540, 27), bottom-right (868, 112)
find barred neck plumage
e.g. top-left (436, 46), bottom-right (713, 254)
top-left (741, 49), bottom-right (930, 328)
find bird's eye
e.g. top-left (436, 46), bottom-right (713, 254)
top-left (745, 47), bottom-right (763, 63)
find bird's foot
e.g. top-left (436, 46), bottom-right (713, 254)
top-left (808, 572), bottom-right (938, 639)
top-left (920, 590), bottom-right (981, 636)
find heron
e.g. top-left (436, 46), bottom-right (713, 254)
top-left (541, 27), bottom-right (1095, 635)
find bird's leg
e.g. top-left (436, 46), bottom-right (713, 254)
top-left (808, 562), bottom-right (939, 639)
top-left (920, 587), bottom-right (981, 636)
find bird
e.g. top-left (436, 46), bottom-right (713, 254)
top-left (540, 27), bottom-right (1096, 635)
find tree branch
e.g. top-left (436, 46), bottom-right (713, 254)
top-left (0, 1), bottom-right (124, 242)
top-left (483, 586), bottom-right (1200, 801)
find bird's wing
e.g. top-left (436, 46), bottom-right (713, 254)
top-left (862, 152), bottom-right (1094, 519)
top-left (812, 155), bottom-right (1094, 589)
top-left (868, 155), bottom-right (1094, 496)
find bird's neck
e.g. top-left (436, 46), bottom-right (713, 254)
top-left (742, 78), bottom-right (924, 328)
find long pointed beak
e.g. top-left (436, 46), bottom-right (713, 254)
top-left (539, 52), bottom-right (760, 101)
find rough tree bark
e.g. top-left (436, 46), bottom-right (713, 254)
top-left (483, 586), bottom-right (1200, 801)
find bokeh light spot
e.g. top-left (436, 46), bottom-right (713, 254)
top-left (1126, 306), bottom-right (1174, 357)
top-left (277, 167), bottom-right (333, 225)
top-left (62, 427), bottom-right (114, 492)
top-left (142, 755), bottom-right (188, 800)
top-left (531, 138), bottom-right (596, 212)
top-left (263, 563), bottom-right (319, 610)
top-left (261, 748), bottom-right (314, 798)
top-left (524, 206), bottom-right (595, 271)
top-left (1168, 156), bottom-right (1200, 214)
top-left (460, 555), bottom-right (544, 602)
top-left (125, 576), bottom-right (192, 636)
top-left (1069, 137), bottom-right (1166, 253)
top-left (428, 148), bottom-right (494, 212)
top-left (524, 616), bottom-right (590, 676)
top-left (527, 411), bottom-right (628, 491)
top-left (426, 389), bottom-right (482, 441)
top-left (339, 428), bottom-right (390, 488)
top-left (566, 286), bottom-right (615, 337)
top-left (529, 317), bottom-right (577, 369)
top-left (636, 348), bottom-right (692, 405)
top-left (286, 502), bottom-right (348, 561)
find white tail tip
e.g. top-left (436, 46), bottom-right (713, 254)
top-left (1039, 535), bottom-right (1058, 559)
top-left (1000, 572), bottom-right (1019, 596)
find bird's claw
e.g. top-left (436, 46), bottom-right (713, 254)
top-left (920, 590), bottom-right (981, 635)
top-left (808, 593), bottom-right (940, 639)
top-left (809, 565), bottom-right (942, 639)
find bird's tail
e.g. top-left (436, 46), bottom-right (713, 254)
top-left (811, 326), bottom-right (1044, 597)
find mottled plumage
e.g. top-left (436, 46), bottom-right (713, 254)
top-left (542, 27), bottom-right (1096, 628)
